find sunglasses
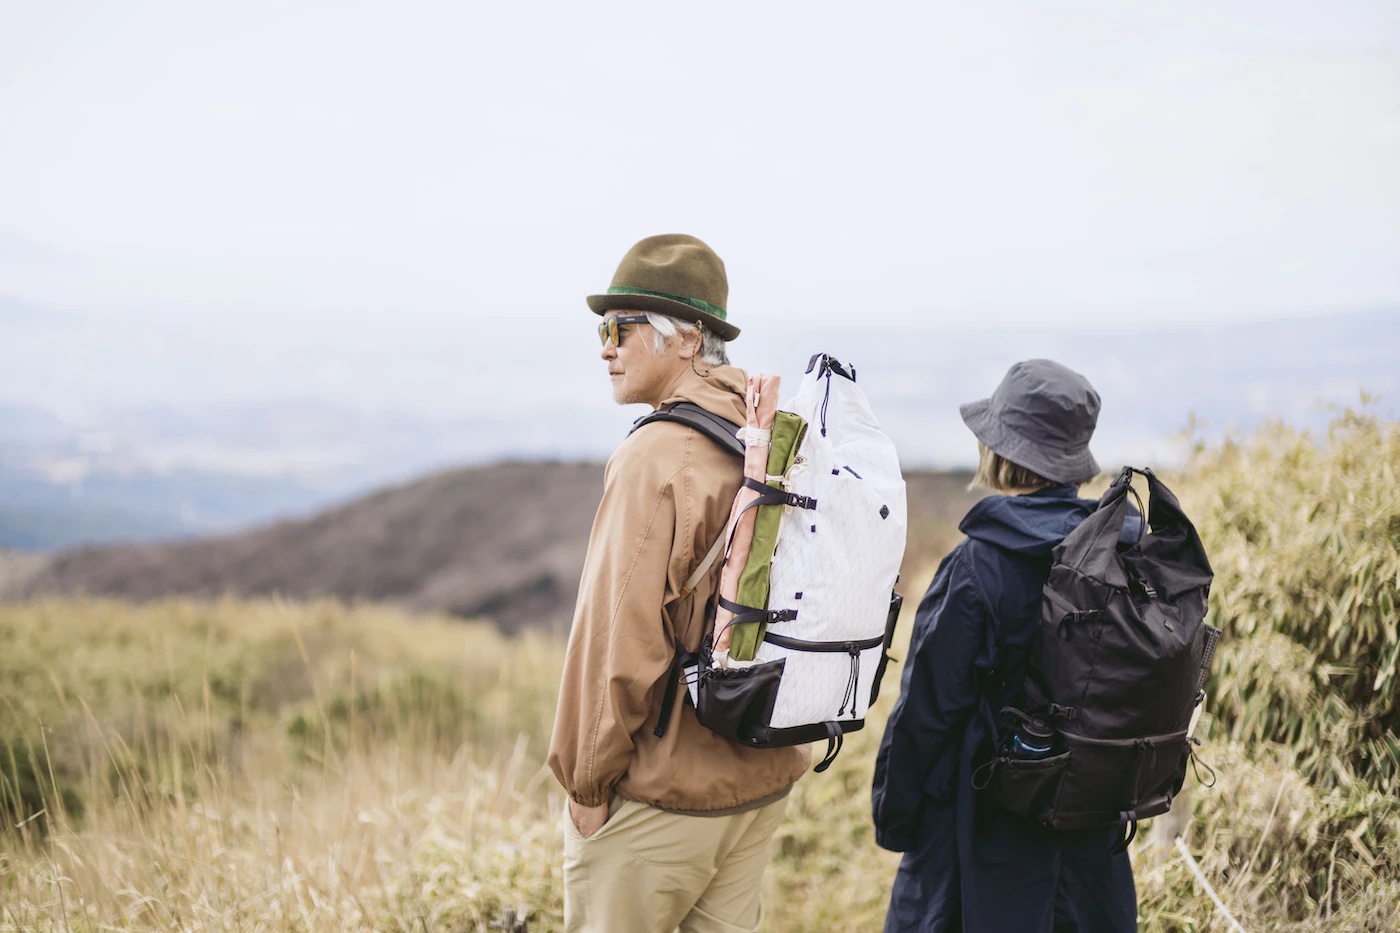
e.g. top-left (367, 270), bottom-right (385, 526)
top-left (598, 314), bottom-right (650, 347)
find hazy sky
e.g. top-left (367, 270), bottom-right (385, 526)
top-left (2, 0), bottom-right (1398, 338)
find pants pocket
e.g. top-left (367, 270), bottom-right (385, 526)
top-left (563, 794), bottom-right (632, 845)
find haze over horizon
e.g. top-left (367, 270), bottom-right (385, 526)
top-left (2, 1), bottom-right (1396, 329)
top-left (2, 1), bottom-right (1398, 546)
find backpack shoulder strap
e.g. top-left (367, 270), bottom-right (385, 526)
top-left (633, 402), bottom-right (741, 597)
top-left (629, 402), bottom-right (744, 458)
top-left (633, 403), bottom-right (743, 740)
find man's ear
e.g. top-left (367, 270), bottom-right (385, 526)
top-left (677, 327), bottom-right (699, 360)
top-left (685, 323), bottom-right (708, 361)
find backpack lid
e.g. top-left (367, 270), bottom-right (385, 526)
top-left (1057, 468), bottom-right (1213, 599)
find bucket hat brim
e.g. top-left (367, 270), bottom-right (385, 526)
top-left (587, 292), bottom-right (741, 340)
top-left (960, 397), bottom-right (1101, 485)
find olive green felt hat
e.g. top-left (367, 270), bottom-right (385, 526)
top-left (587, 234), bottom-right (740, 340)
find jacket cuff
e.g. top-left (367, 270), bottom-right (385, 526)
top-left (874, 822), bottom-right (915, 853)
top-left (569, 786), bottom-right (613, 808)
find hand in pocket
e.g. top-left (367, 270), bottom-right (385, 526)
top-left (570, 799), bottom-right (611, 839)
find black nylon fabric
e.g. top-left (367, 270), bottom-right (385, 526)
top-left (872, 484), bottom-right (1138, 932)
top-left (1005, 467), bottom-right (1217, 829)
top-left (1060, 469), bottom-right (1213, 599)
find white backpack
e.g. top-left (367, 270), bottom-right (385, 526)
top-left (642, 354), bottom-right (908, 771)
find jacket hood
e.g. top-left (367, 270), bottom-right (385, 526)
top-left (958, 484), bottom-right (1098, 557)
top-left (662, 364), bottom-right (748, 425)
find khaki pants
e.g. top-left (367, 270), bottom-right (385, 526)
top-left (562, 795), bottom-right (788, 933)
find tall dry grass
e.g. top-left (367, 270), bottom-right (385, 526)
top-left (0, 599), bottom-right (565, 931)
top-left (1, 408), bottom-right (1396, 931)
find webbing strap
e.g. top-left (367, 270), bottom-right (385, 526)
top-left (717, 596), bottom-right (798, 626)
top-left (1111, 817), bottom-right (1139, 856)
top-left (682, 531), bottom-right (728, 598)
top-left (814, 722), bottom-right (844, 773)
top-left (653, 636), bottom-right (689, 739)
top-left (741, 476), bottom-right (817, 510)
top-left (630, 404), bottom-right (748, 601)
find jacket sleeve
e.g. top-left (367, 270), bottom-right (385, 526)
top-left (872, 546), bottom-right (993, 852)
top-left (547, 443), bottom-right (684, 807)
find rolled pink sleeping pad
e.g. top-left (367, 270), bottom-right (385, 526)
top-left (713, 373), bottom-right (781, 654)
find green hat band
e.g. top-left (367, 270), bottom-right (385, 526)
top-left (606, 286), bottom-right (727, 322)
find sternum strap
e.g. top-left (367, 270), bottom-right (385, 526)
top-left (717, 596), bottom-right (798, 627)
top-left (741, 477), bottom-right (817, 510)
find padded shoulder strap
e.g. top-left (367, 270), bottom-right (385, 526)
top-left (631, 402), bottom-right (743, 741)
top-left (629, 402), bottom-right (744, 458)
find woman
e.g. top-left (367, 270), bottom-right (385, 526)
top-left (872, 359), bottom-right (1137, 932)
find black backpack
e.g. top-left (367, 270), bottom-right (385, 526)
top-left (979, 467), bottom-right (1220, 848)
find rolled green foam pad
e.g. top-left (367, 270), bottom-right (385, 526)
top-left (728, 411), bottom-right (808, 661)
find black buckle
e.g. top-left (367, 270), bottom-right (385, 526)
top-left (740, 478), bottom-right (817, 510)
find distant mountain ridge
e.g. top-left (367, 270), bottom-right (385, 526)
top-left (3, 307), bottom-right (1394, 551)
top-left (1, 462), bottom-right (981, 634)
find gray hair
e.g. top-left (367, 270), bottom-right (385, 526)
top-left (644, 312), bottom-right (730, 366)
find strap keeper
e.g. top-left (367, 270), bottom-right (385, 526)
top-left (735, 426), bottom-right (772, 447)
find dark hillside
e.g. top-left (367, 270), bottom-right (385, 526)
top-left (9, 463), bottom-right (980, 633)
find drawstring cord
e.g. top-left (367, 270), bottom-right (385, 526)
top-left (819, 371), bottom-right (832, 437)
top-left (837, 643), bottom-right (861, 717)
top-left (1188, 738), bottom-right (1218, 787)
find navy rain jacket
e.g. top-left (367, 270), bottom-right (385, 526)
top-left (872, 484), bottom-right (1138, 933)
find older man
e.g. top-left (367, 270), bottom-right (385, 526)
top-left (548, 234), bottom-right (808, 933)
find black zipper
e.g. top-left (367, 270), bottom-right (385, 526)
top-left (764, 632), bottom-right (883, 653)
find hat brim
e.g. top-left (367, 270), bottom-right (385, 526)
top-left (587, 293), bottom-right (740, 340)
top-left (960, 398), bottom-right (1100, 485)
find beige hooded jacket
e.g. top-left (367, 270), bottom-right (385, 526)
top-left (548, 365), bottom-right (810, 812)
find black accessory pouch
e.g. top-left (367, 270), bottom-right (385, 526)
top-left (986, 724), bottom-right (1192, 829)
top-left (692, 641), bottom-right (787, 747)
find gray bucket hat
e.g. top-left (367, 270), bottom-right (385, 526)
top-left (960, 359), bottom-right (1102, 484)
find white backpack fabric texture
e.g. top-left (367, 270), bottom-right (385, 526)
top-left (660, 355), bottom-right (909, 769)
top-left (751, 360), bottom-right (908, 728)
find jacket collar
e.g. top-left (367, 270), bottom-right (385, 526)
top-left (1020, 482), bottom-right (1081, 500)
top-left (659, 365), bottom-right (747, 426)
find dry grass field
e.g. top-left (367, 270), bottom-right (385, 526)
top-left (1, 409), bottom-right (1396, 931)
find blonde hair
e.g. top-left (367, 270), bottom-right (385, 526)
top-left (970, 442), bottom-right (1056, 493)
